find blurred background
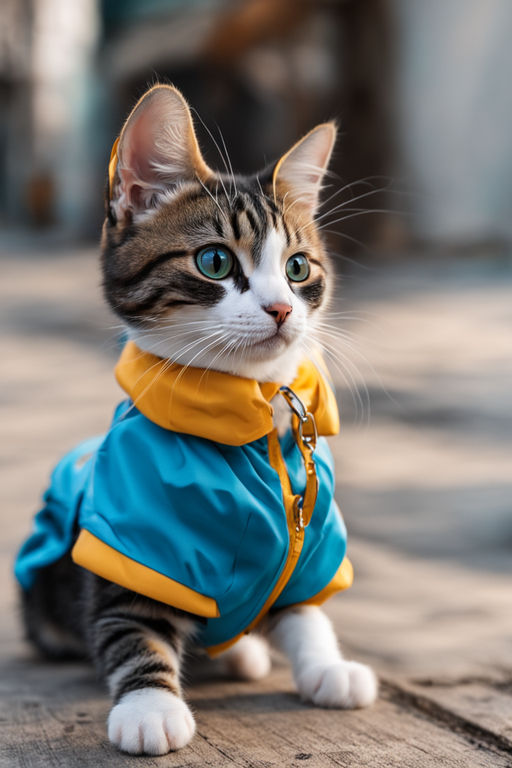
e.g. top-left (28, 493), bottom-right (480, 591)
top-left (1, 0), bottom-right (511, 589)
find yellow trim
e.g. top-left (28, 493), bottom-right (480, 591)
top-left (298, 557), bottom-right (353, 607)
top-left (206, 557), bottom-right (353, 656)
top-left (115, 341), bottom-right (339, 446)
top-left (71, 530), bottom-right (219, 618)
top-left (206, 428), bottom-right (305, 657)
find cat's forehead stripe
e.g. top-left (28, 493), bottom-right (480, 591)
top-left (230, 193), bottom-right (267, 240)
top-left (244, 208), bottom-right (258, 235)
top-left (230, 210), bottom-right (241, 241)
top-left (102, 176), bottom-right (329, 322)
top-left (208, 188), bottom-right (306, 268)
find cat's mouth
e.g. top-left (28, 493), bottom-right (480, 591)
top-left (250, 328), bottom-right (288, 347)
top-left (242, 327), bottom-right (298, 358)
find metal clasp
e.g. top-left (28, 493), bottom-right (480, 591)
top-left (279, 385), bottom-right (308, 421)
top-left (280, 386), bottom-right (318, 451)
top-left (298, 411), bottom-right (318, 450)
top-left (279, 385), bottom-right (319, 528)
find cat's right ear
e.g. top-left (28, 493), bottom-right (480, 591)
top-left (108, 85), bottom-right (213, 223)
top-left (271, 123), bottom-right (337, 217)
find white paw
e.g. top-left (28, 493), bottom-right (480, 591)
top-left (222, 634), bottom-right (271, 681)
top-left (297, 660), bottom-right (378, 709)
top-left (108, 688), bottom-right (196, 755)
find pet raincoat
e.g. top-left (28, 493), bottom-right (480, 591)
top-left (15, 342), bottom-right (353, 654)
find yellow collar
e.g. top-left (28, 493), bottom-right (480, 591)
top-left (115, 341), bottom-right (339, 446)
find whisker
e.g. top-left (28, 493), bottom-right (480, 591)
top-left (170, 331), bottom-right (230, 396)
top-left (305, 338), bottom-right (369, 426)
top-left (197, 176), bottom-right (230, 223)
top-left (190, 107), bottom-right (230, 201)
top-left (216, 124), bottom-right (237, 200)
top-left (325, 247), bottom-right (370, 270)
top-left (316, 338), bottom-right (369, 419)
top-left (313, 324), bottom-right (401, 411)
top-left (324, 233), bottom-right (375, 259)
top-left (123, 329), bottom-right (225, 419)
top-left (319, 175), bottom-right (393, 210)
top-left (198, 333), bottom-right (242, 385)
top-left (299, 187), bottom-right (390, 232)
top-left (317, 208), bottom-right (407, 232)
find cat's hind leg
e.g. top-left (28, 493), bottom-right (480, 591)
top-left (90, 584), bottom-right (196, 755)
top-left (20, 554), bottom-right (87, 659)
top-left (267, 605), bottom-right (377, 709)
top-left (220, 634), bottom-right (271, 681)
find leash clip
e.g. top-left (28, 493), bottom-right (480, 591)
top-left (279, 386), bottom-right (318, 451)
top-left (279, 385), bottom-right (307, 420)
top-left (279, 386), bottom-right (319, 528)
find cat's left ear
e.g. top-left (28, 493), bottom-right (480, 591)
top-left (109, 84), bottom-right (213, 222)
top-left (272, 123), bottom-right (337, 216)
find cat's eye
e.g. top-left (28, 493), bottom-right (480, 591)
top-left (196, 246), bottom-right (234, 280)
top-left (285, 253), bottom-right (310, 282)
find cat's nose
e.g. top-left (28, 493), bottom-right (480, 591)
top-left (264, 302), bottom-right (293, 327)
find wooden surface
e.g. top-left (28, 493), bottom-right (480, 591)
top-left (1, 240), bottom-right (511, 766)
top-left (2, 541), bottom-right (512, 767)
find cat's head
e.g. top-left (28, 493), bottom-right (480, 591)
top-left (102, 84), bottom-right (336, 382)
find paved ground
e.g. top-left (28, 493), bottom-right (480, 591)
top-left (1, 235), bottom-right (511, 766)
top-left (328, 249), bottom-right (512, 573)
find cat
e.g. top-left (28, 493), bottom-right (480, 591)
top-left (15, 84), bottom-right (377, 756)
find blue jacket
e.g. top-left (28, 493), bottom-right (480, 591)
top-left (15, 342), bottom-right (352, 654)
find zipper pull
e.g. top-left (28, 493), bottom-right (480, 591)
top-left (293, 497), bottom-right (304, 532)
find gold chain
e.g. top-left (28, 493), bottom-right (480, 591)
top-left (279, 386), bottom-right (319, 531)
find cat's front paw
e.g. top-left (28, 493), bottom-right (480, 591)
top-left (108, 688), bottom-right (195, 754)
top-left (297, 660), bottom-right (377, 709)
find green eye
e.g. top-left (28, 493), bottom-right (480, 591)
top-left (196, 246), bottom-right (234, 280)
top-left (286, 253), bottom-right (310, 282)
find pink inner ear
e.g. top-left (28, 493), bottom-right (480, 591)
top-left (273, 125), bottom-right (336, 215)
top-left (120, 105), bottom-right (163, 193)
top-left (111, 86), bottom-right (215, 220)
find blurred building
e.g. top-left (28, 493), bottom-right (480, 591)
top-left (0, 0), bottom-right (394, 244)
top-left (0, 0), bottom-right (98, 229)
top-left (1, 0), bottom-right (511, 248)
top-left (393, 0), bottom-right (512, 244)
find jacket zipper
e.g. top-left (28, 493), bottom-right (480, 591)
top-left (206, 428), bottom-right (305, 656)
top-left (237, 428), bottom-right (305, 625)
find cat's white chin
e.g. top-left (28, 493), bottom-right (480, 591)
top-left (237, 330), bottom-right (292, 359)
top-left (130, 327), bottom-right (306, 384)
top-left (220, 340), bottom-right (305, 383)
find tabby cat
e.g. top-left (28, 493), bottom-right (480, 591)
top-left (16, 85), bottom-right (377, 756)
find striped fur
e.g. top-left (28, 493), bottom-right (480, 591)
top-left (21, 557), bottom-right (198, 754)
top-left (87, 580), bottom-right (194, 704)
top-left (102, 180), bottom-right (330, 323)
top-left (100, 85), bottom-right (337, 383)
top-left (18, 85), bottom-right (374, 757)
top-left (21, 557), bottom-right (192, 702)
top-left (101, 175), bottom-right (334, 384)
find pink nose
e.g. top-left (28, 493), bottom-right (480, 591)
top-left (264, 302), bottom-right (293, 327)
